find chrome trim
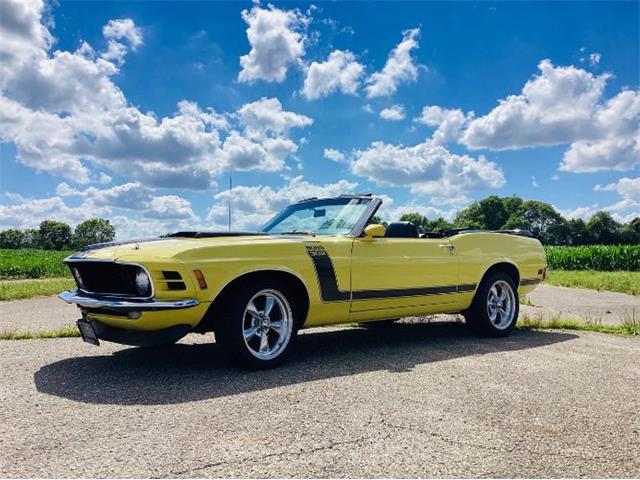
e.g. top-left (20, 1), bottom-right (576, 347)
top-left (352, 197), bottom-right (383, 237)
top-left (59, 290), bottom-right (199, 311)
top-left (63, 258), bottom-right (156, 299)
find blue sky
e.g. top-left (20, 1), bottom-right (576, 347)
top-left (0, 1), bottom-right (638, 238)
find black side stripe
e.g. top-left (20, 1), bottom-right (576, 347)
top-left (305, 245), bottom-right (475, 303)
top-left (305, 245), bottom-right (350, 302)
top-left (520, 278), bottom-right (542, 286)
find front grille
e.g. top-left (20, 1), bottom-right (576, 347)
top-left (67, 261), bottom-right (151, 297)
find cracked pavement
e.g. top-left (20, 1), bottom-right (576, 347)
top-left (1, 323), bottom-right (639, 477)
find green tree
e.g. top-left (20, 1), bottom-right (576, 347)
top-left (38, 220), bottom-right (72, 250)
top-left (22, 229), bottom-right (40, 248)
top-left (0, 229), bottom-right (27, 248)
top-left (616, 224), bottom-right (639, 245)
top-left (503, 200), bottom-right (564, 243)
top-left (587, 211), bottom-right (620, 245)
top-left (502, 196), bottom-right (524, 219)
top-left (567, 218), bottom-right (592, 245)
top-left (630, 217), bottom-right (640, 235)
top-left (399, 212), bottom-right (428, 231)
top-left (478, 196), bottom-right (509, 230)
top-left (545, 221), bottom-right (572, 246)
top-left (454, 195), bottom-right (523, 230)
top-left (453, 202), bottom-right (483, 228)
top-left (73, 218), bottom-right (116, 248)
top-left (424, 217), bottom-right (453, 232)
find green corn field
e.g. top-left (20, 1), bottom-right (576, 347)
top-left (0, 249), bottom-right (72, 279)
top-left (544, 245), bottom-right (640, 271)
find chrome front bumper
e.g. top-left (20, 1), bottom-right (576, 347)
top-left (58, 290), bottom-right (199, 311)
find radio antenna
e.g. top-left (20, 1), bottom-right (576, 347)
top-left (228, 171), bottom-right (232, 231)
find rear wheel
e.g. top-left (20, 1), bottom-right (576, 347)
top-left (215, 281), bottom-right (298, 369)
top-left (465, 272), bottom-right (519, 336)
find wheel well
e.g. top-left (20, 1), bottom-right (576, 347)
top-left (195, 270), bottom-right (310, 333)
top-left (481, 262), bottom-right (520, 287)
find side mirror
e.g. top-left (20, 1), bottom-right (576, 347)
top-left (363, 224), bottom-right (386, 240)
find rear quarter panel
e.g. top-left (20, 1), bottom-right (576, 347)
top-left (451, 233), bottom-right (547, 307)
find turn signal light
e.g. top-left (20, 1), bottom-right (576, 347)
top-left (193, 269), bottom-right (208, 289)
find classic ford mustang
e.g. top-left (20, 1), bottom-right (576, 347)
top-left (59, 194), bottom-right (546, 368)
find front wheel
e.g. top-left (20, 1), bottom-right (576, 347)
top-left (465, 272), bottom-right (519, 336)
top-left (216, 282), bottom-right (298, 369)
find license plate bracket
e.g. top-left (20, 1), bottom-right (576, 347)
top-left (77, 319), bottom-right (99, 346)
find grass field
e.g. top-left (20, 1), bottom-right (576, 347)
top-left (0, 249), bottom-right (72, 279)
top-left (545, 270), bottom-right (640, 295)
top-left (517, 313), bottom-right (640, 336)
top-left (0, 326), bottom-right (80, 340)
top-left (0, 278), bottom-right (75, 301)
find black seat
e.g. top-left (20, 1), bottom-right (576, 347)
top-left (385, 222), bottom-right (419, 238)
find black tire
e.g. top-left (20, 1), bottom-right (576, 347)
top-left (215, 279), bottom-right (300, 369)
top-left (465, 272), bottom-right (519, 337)
top-left (358, 319), bottom-right (399, 328)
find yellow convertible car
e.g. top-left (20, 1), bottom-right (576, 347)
top-left (59, 194), bottom-right (546, 368)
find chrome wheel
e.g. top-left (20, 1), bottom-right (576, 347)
top-left (242, 289), bottom-right (293, 361)
top-left (486, 280), bottom-right (516, 330)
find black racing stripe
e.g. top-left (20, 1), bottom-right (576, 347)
top-left (305, 246), bottom-right (350, 302)
top-left (458, 283), bottom-right (477, 293)
top-left (520, 278), bottom-right (542, 286)
top-left (352, 284), bottom-right (458, 300)
top-left (305, 245), bottom-right (476, 302)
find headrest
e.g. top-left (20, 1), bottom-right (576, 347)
top-left (385, 222), bottom-right (419, 238)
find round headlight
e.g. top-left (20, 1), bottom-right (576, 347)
top-left (135, 270), bottom-right (151, 296)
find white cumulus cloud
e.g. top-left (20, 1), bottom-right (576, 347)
top-left (301, 50), bottom-right (364, 100)
top-left (366, 28), bottom-right (421, 98)
top-left (238, 4), bottom-right (309, 83)
top-left (350, 140), bottom-right (505, 204)
top-left (461, 59), bottom-right (639, 173)
top-left (379, 104), bottom-right (405, 121)
top-left (416, 106), bottom-right (473, 144)
top-left (595, 177), bottom-right (640, 200)
top-left (102, 18), bottom-right (143, 65)
top-left (0, 1), bottom-right (314, 189)
top-left (323, 148), bottom-right (346, 162)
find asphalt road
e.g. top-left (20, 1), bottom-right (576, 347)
top-left (1, 324), bottom-right (639, 478)
top-left (524, 284), bottom-right (640, 326)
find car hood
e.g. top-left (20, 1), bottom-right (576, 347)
top-left (66, 233), bottom-right (312, 262)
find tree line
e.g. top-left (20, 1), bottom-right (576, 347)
top-left (1, 196), bottom-right (638, 249)
top-left (382, 195), bottom-right (640, 245)
top-left (0, 219), bottom-right (116, 250)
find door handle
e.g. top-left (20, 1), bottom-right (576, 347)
top-left (439, 244), bottom-right (454, 250)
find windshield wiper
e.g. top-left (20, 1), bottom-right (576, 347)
top-left (278, 230), bottom-right (316, 236)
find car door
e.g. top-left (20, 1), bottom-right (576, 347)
top-left (349, 236), bottom-right (459, 314)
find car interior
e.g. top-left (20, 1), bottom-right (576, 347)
top-left (383, 222), bottom-right (447, 239)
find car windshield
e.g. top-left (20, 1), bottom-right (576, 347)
top-left (260, 198), bottom-right (371, 236)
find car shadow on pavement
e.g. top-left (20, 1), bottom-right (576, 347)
top-left (34, 323), bottom-right (576, 405)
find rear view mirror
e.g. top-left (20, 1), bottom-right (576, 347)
top-left (313, 208), bottom-right (326, 218)
top-left (363, 224), bottom-right (385, 239)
